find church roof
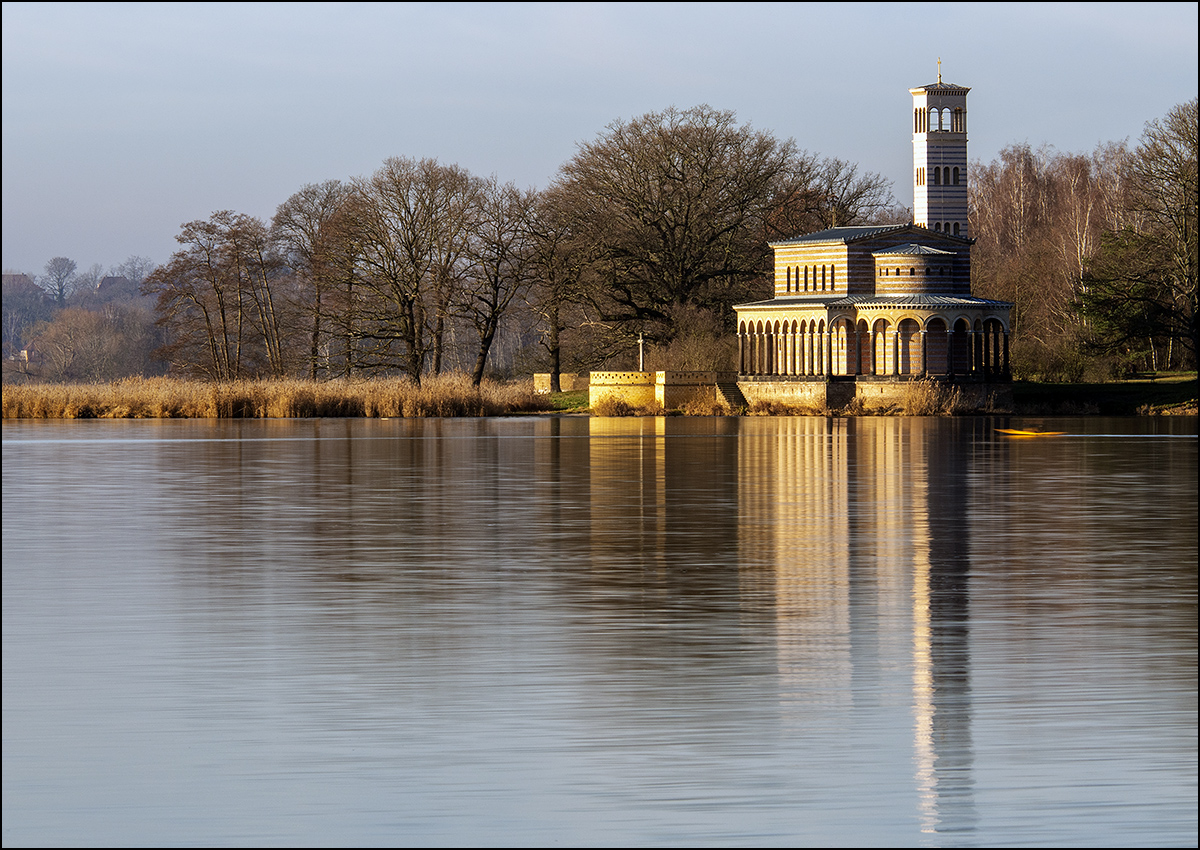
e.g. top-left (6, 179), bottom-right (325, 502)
top-left (769, 224), bottom-right (908, 246)
top-left (834, 294), bottom-right (1011, 308)
top-left (735, 294), bottom-right (1012, 310)
top-left (769, 223), bottom-right (972, 247)
top-left (911, 82), bottom-right (970, 93)
top-left (872, 243), bottom-right (957, 256)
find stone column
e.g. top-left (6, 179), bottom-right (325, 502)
top-left (920, 329), bottom-right (928, 377)
top-left (893, 330), bottom-right (900, 376)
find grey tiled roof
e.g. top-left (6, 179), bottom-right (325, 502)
top-left (768, 223), bottom-right (973, 247)
top-left (913, 81), bottom-right (970, 92)
top-left (872, 243), bottom-right (957, 256)
top-left (768, 224), bottom-right (908, 246)
top-left (834, 294), bottom-right (1012, 308)
top-left (735, 294), bottom-right (1012, 309)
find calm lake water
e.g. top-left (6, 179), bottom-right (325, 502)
top-left (3, 415), bottom-right (1196, 847)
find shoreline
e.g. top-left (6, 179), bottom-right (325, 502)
top-left (2, 375), bottom-right (1195, 420)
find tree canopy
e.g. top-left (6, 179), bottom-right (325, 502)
top-left (1082, 99), bottom-right (1197, 369)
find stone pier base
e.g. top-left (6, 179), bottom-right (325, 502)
top-left (589, 371), bottom-right (736, 410)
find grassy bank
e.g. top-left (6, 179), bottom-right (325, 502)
top-left (2, 374), bottom-right (552, 419)
top-left (1012, 373), bottom-right (1198, 415)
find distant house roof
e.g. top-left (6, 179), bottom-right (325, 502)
top-left (3, 272), bottom-right (36, 288)
top-left (97, 275), bottom-right (133, 293)
top-left (2, 273), bottom-right (43, 296)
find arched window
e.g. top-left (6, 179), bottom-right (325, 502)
top-left (943, 167), bottom-right (950, 185)
top-left (934, 222), bottom-right (942, 231)
top-left (786, 267), bottom-right (791, 292)
top-left (953, 107), bottom-right (964, 132)
top-left (830, 267), bottom-right (835, 290)
top-left (929, 107), bottom-right (939, 132)
top-left (953, 167), bottom-right (960, 185)
top-left (821, 265), bottom-right (827, 291)
top-left (933, 168), bottom-right (940, 186)
top-left (953, 222), bottom-right (960, 236)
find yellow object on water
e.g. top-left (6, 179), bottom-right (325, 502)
top-left (995, 428), bottom-right (1067, 437)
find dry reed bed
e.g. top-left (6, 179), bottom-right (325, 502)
top-left (2, 374), bottom-right (551, 419)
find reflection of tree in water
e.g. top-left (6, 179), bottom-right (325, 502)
top-left (164, 415), bottom-right (981, 829)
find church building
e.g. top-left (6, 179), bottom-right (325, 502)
top-left (733, 70), bottom-right (1012, 408)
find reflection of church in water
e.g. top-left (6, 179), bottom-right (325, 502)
top-left (735, 417), bottom-right (980, 836)
top-left (579, 416), bottom-right (981, 837)
top-left (734, 70), bottom-right (1011, 409)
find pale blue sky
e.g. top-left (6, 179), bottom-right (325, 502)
top-left (3, 1), bottom-right (1196, 276)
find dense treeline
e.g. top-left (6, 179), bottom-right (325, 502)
top-left (971, 98), bottom-right (1196, 378)
top-left (5, 98), bottom-right (1195, 386)
top-left (132, 105), bottom-right (895, 387)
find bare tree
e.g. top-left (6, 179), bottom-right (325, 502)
top-left (525, 186), bottom-right (597, 390)
top-left (554, 105), bottom-right (797, 340)
top-left (144, 211), bottom-right (285, 379)
top-left (344, 157), bottom-right (483, 383)
top-left (111, 255), bottom-right (158, 289)
top-left (41, 257), bottom-right (77, 308)
top-left (230, 215), bottom-right (289, 376)
top-left (29, 306), bottom-right (166, 382)
top-left (272, 180), bottom-right (353, 379)
top-left (2, 272), bottom-right (53, 356)
top-left (72, 263), bottom-right (107, 299)
top-left (457, 179), bottom-right (536, 385)
top-left (796, 157), bottom-right (895, 230)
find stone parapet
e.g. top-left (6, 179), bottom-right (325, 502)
top-left (589, 371), bottom-right (739, 410)
top-left (589, 371), bottom-right (656, 409)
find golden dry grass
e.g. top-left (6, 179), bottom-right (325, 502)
top-left (747, 398), bottom-right (829, 416)
top-left (893, 378), bottom-right (969, 415)
top-left (1, 374), bottom-right (552, 419)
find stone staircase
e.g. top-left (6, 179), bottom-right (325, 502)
top-left (715, 379), bottom-right (748, 411)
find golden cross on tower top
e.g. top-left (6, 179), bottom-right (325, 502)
top-left (937, 57), bottom-right (942, 84)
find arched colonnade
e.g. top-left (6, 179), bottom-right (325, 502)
top-left (738, 313), bottom-right (1009, 378)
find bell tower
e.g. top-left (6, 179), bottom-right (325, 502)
top-left (911, 61), bottom-right (970, 237)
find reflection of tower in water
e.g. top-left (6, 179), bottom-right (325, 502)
top-left (910, 419), bottom-right (977, 838)
top-left (739, 418), bottom-right (977, 837)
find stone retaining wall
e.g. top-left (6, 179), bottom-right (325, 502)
top-left (591, 371), bottom-right (1012, 413)
top-left (533, 373), bottom-right (586, 394)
